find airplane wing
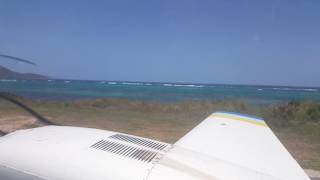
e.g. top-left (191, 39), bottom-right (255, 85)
top-left (159, 111), bottom-right (309, 180)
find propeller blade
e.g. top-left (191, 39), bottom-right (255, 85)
top-left (0, 54), bottom-right (37, 66)
top-left (0, 130), bottom-right (6, 136)
top-left (0, 93), bottom-right (58, 126)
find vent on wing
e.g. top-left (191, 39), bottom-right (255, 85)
top-left (109, 134), bottom-right (168, 151)
top-left (90, 140), bottom-right (158, 163)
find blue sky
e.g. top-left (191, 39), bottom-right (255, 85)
top-left (0, 0), bottom-right (319, 86)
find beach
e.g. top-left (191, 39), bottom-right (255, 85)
top-left (1, 80), bottom-right (320, 178)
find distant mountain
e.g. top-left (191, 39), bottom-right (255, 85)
top-left (0, 65), bottom-right (47, 80)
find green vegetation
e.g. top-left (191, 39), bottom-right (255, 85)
top-left (266, 101), bottom-right (320, 138)
top-left (0, 96), bottom-right (319, 170)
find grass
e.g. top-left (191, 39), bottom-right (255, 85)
top-left (0, 96), bottom-right (319, 170)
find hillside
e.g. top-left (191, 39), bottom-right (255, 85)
top-left (0, 65), bottom-right (47, 80)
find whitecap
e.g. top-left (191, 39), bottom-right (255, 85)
top-left (122, 82), bottom-right (143, 85)
top-left (272, 87), bottom-right (318, 92)
top-left (0, 79), bottom-right (17, 82)
top-left (272, 87), bottom-right (291, 91)
top-left (163, 84), bottom-right (173, 87)
top-left (173, 84), bottom-right (204, 88)
top-left (302, 88), bottom-right (318, 92)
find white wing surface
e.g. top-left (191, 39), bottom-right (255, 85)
top-left (0, 126), bottom-right (171, 180)
top-left (171, 111), bottom-right (310, 180)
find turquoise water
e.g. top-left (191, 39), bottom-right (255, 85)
top-left (1, 80), bottom-right (320, 102)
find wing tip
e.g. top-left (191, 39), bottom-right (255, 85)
top-left (211, 111), bottom-right (268, 127)
top-left (213, 111), bottom-right (264, 121)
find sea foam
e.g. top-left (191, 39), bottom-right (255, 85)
top-left (162, 83), bottom-right (203, 88)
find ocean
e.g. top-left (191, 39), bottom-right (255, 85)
top-left (1, 79), bottom-right (320, 103)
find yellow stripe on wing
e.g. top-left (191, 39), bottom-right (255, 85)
top-left (210, 114), bottom-right (268, 127)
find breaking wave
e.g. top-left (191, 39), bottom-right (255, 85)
top-left (272, 87), bottom-right (318, 92)
top-left (162, 83), bottom-right (204, 88)
top-left (0, 79), bottom-right (17, 82)
top-left (122, 82), bottom-right (144, 86)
